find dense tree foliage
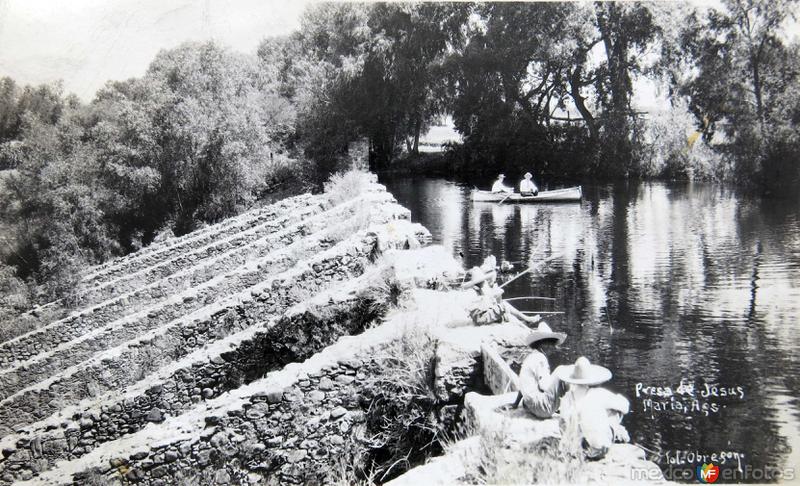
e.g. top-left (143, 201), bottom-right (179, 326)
top-left (0, 43), bottom-right (295, 304)
top-left (257, 3), bottom-right (470, 173)
top-left (441, 2), bottom-right (689, 179)
top-left (675, 0), bottom-right (800, 191)
top-left (259, 1), bottom-right (797, 185)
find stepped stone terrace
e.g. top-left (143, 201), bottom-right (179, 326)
top-left (0, 172), bottom-right (666, 485)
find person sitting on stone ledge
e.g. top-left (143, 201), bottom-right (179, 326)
top-left (512, 322), bottom-right (568, 419)
top-left (461, 256), bottom-right (540, 326)
top-left (554, 356), bottom-right (631, 460)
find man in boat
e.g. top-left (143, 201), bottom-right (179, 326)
top-left (554, 356), bottom-right (631, 460)
top-left (519, 172), bottom-right (539, 196)
top-left (490, 174), bottom-right (513, 193)
top-left (462, 256), bottom-right (540, 325)
top-left (512, 322), bottom-right (568, 419)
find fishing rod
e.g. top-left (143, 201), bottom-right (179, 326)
top-left (603, 306), bottom-right (615, 334)
top-left (499, 254), bottom-right (562, 289)
top-left (504, 296), bottom-right (556, 302)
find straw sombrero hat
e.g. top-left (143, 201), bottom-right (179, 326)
top-left (524, 322), bottom-right (566, 346)
top-left (524, 172), bottom-right (532, 179)
top-left (555, 356), bottom-right (612, 385)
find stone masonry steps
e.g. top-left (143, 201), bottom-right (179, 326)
top-left (77, 201), bottom-right (326, 306)
top-left (0, 191), bottom-right (395, 368)
top-left (78, 179), bottom-right (384, 287)
top-left (0, 198), bottom-right (408, 402)
top-left (7, 287), bottom-right (466, 486)
top-left (0, 263), bottom-right (397, 482)
top-left (0, 218), bottom-right (427, 437)
top-left (1, 193), bottom-right (319, 333)
top-left (80, 193), bottom-right (317, 286)
top-left (7, 183), bottom-right (391, 335)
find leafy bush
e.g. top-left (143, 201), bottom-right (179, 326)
top-left (324, 170), bottom-right (370, 206)
top-left (0, 261), bottom-right (31, 328)
top-left (637, 100), bottom-right (726, 181)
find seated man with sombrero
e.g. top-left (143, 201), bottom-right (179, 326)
top-left (554, 356), bottom-right (631, 460)
top-left (512, 322), bottom-right (568, 419)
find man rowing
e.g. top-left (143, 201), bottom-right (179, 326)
top-left (491, 174), bottom-right (513, 193)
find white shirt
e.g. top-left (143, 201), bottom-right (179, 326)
top-left (491, 180), bottom-right (512, 193)
top-left (520, 178), bottom-right (538, 193)
top-left (559, 386), bottom-right (630, 457)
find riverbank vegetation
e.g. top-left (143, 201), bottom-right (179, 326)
top-left (1, 0), bottom-right (798, 311)
top-left (282, 1), bottom-right (799, 191)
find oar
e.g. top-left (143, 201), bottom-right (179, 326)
top-left (504, 296), bottom-right (556, 302)
top-left (498, 192), bottom-right (513, 204)
top-left (522, 311), bottom-right (564, 315)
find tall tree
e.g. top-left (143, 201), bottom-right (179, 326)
top-left (267, 2), bottom-right (469, 173)
top-left (365, 3), bottom-right (470, 160)
top-left (593, 2), bottom-right (660, 176)
top-left (444, 2), bottom-right (664, 178)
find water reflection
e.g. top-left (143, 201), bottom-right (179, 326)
top-left (381, 176), bottom-right (800, 481)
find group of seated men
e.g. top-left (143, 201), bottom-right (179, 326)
top-left (515, 322), bottom-right (630, 459)
top-left (462, 256), bottom-right (630, 460)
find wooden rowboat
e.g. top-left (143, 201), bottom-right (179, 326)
top-left (472, 186), bottom-right (582, 203)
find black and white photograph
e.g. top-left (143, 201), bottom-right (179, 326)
top-left (0, 0), bottom-right (798, 484)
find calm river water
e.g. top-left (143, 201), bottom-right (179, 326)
top-left (381, 175), bottom-right (800, 482)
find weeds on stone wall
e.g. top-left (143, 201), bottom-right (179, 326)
top-left (326, 207), bottom-right (374, 244)
top-left (326, 435), bottom-right (380, 486)
top-left (128, 333), bottom-right (182, 383)
top-left (357, 324), bottom-right (444, 483)
top-left (355, 265), bottom-right (405, 317)
top-left (78, 469), bottom-right (116, 485)
top-left (454, 421), bottom-right (585, 484)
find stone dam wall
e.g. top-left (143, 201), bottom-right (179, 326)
top-left (0, 174), bottom-right (445, 484)
top-left (0, 172), bottom-right (667, 486)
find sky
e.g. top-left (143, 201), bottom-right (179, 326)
top-left (0, 0), bottom-right (311, 100)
